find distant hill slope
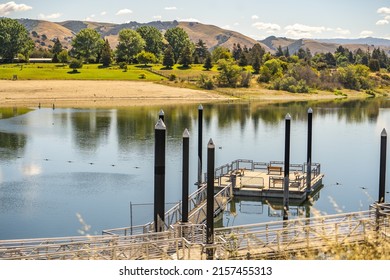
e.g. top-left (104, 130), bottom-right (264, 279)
top-left (260, 36), bottom-right (390, 55)
top-left (17, 18), bottom-right (268, 51)
top-left (14, 18), bottom-right (390, 55)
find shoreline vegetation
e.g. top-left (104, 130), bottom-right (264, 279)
top-left (1, 17), bottom-right (390, 108)
top-left (0, 63), bottom-right (386, 108)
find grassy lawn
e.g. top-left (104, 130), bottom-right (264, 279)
top-left (0, 63), bottom-right (167, 81)
top-left (0, 63), bottom-right (225, 81)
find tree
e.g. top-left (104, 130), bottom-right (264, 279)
top-left (368, 59), bottom-right (380, 72)
top-left (162, 45), bottom-right (174, 69)
top-left (137, 51), bottom-right (157, 66)
top-left (52, 38), bottom-right (63, 63)
top-left (203, 55), bottom-right (213, 70)
top-left (0, 18), bottom-right (33, 62)
top-left (52, 38), bottom-right (63, 55)
top-left (211, 46), bottom-right (232, 63)
top-left (69, 59), bottom-right (83, 73)
top-left (252, 56), bottom-right (261, 74)
top-left (116, 29), bottom-right (145, 63)
top-left (194, 39), bottom-right (209, 63)
top-left (179, 46), bottom-right (193, 67)
top-left (71, 29), bottom-right (104, 63)
top-left (136, 26), bottom-right (163, 58)
top-left (216, 59), bottom-right (242, 87)
top-left (238, 52), bottom-right (248, 67)
top-left (100, 39), bottom-right (112, 67)
top-left (58, 50), bottom-right (69, 65)
top-left (164, 27), bottom-right (193, 63)
top-left (275, 45), bottom-right (284, 57)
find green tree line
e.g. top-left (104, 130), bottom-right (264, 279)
top-left (1, 17), bottom-right (390, 93)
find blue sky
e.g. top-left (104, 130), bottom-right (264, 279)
top-left (1, 0), bottom-right (390, 39)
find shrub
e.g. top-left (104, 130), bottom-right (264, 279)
top-left (168, 74), bottom-right (177, 81)
top-left (69, 59), bottom-right (83, 73)
top-left (240, 71), bottom-right (252, 88)
top-left (197, 74), bottom-right (215, 90)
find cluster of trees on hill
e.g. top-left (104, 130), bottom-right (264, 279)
top-left (1, 17), bottom-right (390, 93)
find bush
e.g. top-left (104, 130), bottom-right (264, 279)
top-left (118, 62), bottom-right (127, 71)
top-left (240, 71), bottom-right (252, 88)
top-left (197, 74), bottom-right (215, 90)
top-left (139, 73), bottom-right (146, 79)
top-left (168, 74), bottom-right (177, 81)
top-left (69, 59), bottom-right (83, 73)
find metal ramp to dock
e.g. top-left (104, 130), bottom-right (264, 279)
top-left (1, 204), bottom-right (390, 260)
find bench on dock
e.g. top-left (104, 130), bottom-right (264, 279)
top-left (267, 165), bottom-right (282, 175)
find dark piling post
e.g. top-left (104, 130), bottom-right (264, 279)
top-left (154, 119), bottom-right (166, 232)
top-left (283, 114), bottom-right (291, 220)
top-left (306, 108), bottom-right (313, 194)
top-left (379, 129), bottom-right (387, 203)
top-left (198, 105), bottom-right (203, 187)
top-left (159, 109), bottom-right (165, 122)
top-left (182, 129), bottom-right (190, 223)
top-left (206, 138), bottom-right (215, 259)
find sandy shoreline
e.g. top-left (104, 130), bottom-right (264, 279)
top-left (0, 80), bottom-right (343, 108)
top-left (0, 80), bottom-right (231, 108)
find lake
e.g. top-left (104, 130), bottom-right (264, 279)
top-left (0, 98), bottom-right (389, 239)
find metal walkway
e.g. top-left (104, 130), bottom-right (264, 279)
top-left (1, 204), bottom-right (389, 260)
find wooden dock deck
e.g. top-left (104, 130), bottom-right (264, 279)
top-left (214, 160), bottom-right (323, 201)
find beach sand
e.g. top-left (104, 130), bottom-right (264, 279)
top-left (0, 80), bottom-right (344, 108)
top-left (0, 80), bottom-right (231, 108)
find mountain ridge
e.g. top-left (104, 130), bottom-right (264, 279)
top-left (12, 18), bottom-right (390, 54)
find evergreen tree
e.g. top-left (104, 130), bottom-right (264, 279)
top-left (252, 56), bottom-right (261, 74)
top-left (100, 39), bottom-right (112, 67)
top-left (52, 38), bottom-right (63, 55)
top-left (275, 45), bottom-right (284, 57)
top-left (179, 45), bottom-right (193, 67)
top-left (232, 43), bottom-right (243, 61)
top-left (238, 52), bottom-right (248, 67)
top-left (194, 39), bottom-right (208, 63)
top-left (203, 55), bottom-right (213, 70)
top-left (284, 47), bottom-right (290, 58)
top-left (163, 45), bottom-right (174, 69)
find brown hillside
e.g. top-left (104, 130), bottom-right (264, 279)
top-left (178, 22), bottom-right (271, 51)
top-left (18, 19), bottom-right (74, 50)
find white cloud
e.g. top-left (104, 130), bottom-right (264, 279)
top-left (376, 19), bottom-right (389, 25)
top-left (360, 30), bottom-right (373, 37)
top-left (233, 22), bottom-right (239, 26)
top-left (153, 15), bottom-right (162, 20)
top-left (377, 7), bottom-right (390, 14)
top-left (38, 13), bottom-right (61, 20)
top-left (0, 1), bottom-right (32, 16)
top-left (85, 14), bottom-right (96, 21)
top-left (101, 11), bottom-right (107, 16)
top-left (180, 18), bottom-right (200, 22)
top-left (285, 23), bottom-right (325, 38)
top-left (334, 27), bottom-right (351, 35)
top-left (251, 15), bottom-right (259, 20)
top-left (386, 15), bottom-right (390, 20)
top-left (116, 9), bottom-right (132, 16)
top-left (252, 22), bottom-right (281, 33)
top-left (165, 7), bottom-right (177, 10)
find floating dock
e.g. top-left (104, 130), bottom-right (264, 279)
top-left (213, 159), bottom-right (323, 202)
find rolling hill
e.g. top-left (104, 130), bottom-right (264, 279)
top-left (14, 18), bottom-right (390, 55)
top-left (260, 36), bottom-right (390, 55)
top-left (17, 18), bottom-right (269, 52)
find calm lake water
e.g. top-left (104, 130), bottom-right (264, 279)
top-left (0, 98), bottom-right (389, 239)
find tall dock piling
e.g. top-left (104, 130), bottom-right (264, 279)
top-left (283, 114), bottom-right (291, 220)
top-left (198, 105), bottom-right (203, 187)
top-left (206, 138), bottom-right (215, 259)
top-left (154, 119), bottom-right (166, 232)
top-left (306, 108), bottom-right (313, 194)
top-left (379, 128), bottom-right (387, 203)
top-left (182, 129), bottom-right (190, 223)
